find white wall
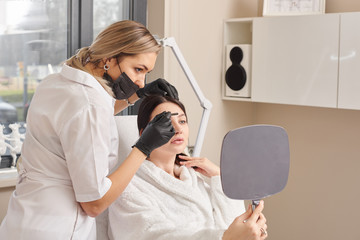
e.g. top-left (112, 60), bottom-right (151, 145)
top-left (148, 0), bottom-right (360, 239)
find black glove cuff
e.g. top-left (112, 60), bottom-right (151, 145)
top-left (136, 88), bottom-right (145, 98)
top-left (132, 141), bottom-right (151, 157)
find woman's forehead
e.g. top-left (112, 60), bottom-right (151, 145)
top-left (151, 102), bottom-right (184, 117)
top-left (123, 52), bottom-right (157, 70)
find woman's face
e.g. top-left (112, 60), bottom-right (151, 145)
top-left (108, 52), bottom-right (157, 88)
top-left (149, 102), bottom-right (189, 156)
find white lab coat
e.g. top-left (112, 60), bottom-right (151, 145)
top-left (0, 65), bottom-right (118, 239)
top-left (108, 160), bottom-right (245, 240)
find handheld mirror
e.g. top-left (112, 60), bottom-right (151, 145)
top-left (220, 125), bottom-right (290, 208)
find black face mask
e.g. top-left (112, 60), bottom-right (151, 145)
top-left (103, 72), bottom-right (139, 100)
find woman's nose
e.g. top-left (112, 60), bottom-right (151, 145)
top-left (172, 122), bottom-right (183, 134)
top-left (135, 80), bottom-right (145, 89)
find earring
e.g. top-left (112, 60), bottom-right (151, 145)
top-left (104, 63), bottom-right (110, 71)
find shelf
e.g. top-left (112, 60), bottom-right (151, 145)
top-left (222, 96), bottom-right (252, 102)
top-left (222, 18), bottom-right (253, 100)
top-left (0, 168), bottom-right (17, 188)
top-left (223, 12), bottom-right (360, 110)
top-left (223, 18), bottom-right (253, 45)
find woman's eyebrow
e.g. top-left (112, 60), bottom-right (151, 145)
top-left (139, 64), bottom-right (148, 71)
top-left (170, 113), bottom-right (185, 117)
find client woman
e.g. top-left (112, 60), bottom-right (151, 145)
top-left (108, 95), bottom-right (268, 240)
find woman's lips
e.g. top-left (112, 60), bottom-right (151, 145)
top-left (171, 138), bottom-right (184, 144)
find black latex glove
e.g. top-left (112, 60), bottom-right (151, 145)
top-left (133, 111), bottom-right (175, 157)
top-left (136, 78), bottom-right (179, 100)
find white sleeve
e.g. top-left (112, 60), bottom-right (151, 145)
top-left (208, 175), bottom-right (246, 228)
top-left (60, 104), bottom-right (112, 202)
top-left (108, 190), bottom-right (226, 240)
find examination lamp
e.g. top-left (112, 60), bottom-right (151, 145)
top-left (158, 37), bottom-right (212, 157)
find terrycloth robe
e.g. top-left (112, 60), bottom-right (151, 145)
top-left (108, 160), bottom-right (245, 240)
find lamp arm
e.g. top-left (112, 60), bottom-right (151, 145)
top-left (159, 37), bottom-right (213, 157)
top-left (192, 101), bottom-right (212, 157)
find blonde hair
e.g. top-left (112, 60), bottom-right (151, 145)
top-left (65, 20), bottom-right (161, 95)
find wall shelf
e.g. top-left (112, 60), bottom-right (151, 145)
top-left (223, 12), bottom-right (360, 110)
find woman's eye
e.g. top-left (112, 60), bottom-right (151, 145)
top-left (179, 120), bottom-right (187, 124)
top-left (135, 68), bottom-right (143, 72)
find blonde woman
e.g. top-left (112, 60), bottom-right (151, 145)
top-left (0, 20), bottom-right (177, 240)
top-left (108, 95), bottom-right (268, 240)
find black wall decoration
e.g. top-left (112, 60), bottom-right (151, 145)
top-left (225, 46), bottom-right (247, 91)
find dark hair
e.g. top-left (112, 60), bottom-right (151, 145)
top-left (137, 95), bottom-right (188, 165)
top-left (137, 95), bottom-right (187, 133)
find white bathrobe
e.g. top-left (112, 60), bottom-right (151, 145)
top-left (108, 160), bottom-right (245, 240)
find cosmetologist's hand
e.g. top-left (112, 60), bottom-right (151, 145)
top-left (136, 78), bottom-right (179, 100)
top-left (134, 111), bottom-right (175, 157)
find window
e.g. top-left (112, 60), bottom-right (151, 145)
top-left (0, 0), bottom-right (68, 123)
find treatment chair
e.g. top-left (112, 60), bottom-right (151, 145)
top-left (96, 115), bottom-right (139, 240)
